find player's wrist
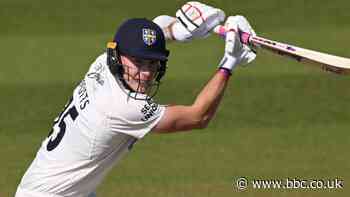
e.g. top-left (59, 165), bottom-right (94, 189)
top-left (218, 67), bottom-right (232, 79)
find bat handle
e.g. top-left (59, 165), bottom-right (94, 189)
top-left (213, 25), bottom-right (252, 45)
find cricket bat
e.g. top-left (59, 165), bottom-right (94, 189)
top-left (213, 25), bottom-right (350, 75)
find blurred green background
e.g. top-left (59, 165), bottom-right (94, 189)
top-left (1, 0), bottom-right (349, 196)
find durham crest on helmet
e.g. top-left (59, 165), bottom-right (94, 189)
top-left (142, 28), bottom-right (156, 46)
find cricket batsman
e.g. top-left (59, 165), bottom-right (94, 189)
top-left (15, 2), bottom-right (257, 197)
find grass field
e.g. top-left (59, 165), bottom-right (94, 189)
top-left (1, 0), bottom-right (350, 196)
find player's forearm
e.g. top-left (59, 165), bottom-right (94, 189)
top-left (191, 70), bottom-right (230, 127)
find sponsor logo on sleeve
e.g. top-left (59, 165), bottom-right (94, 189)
top-left (140, 100), bottom-right (159, 121)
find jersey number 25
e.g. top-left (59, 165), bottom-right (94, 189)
top-left (46, 97), bottom-right (79, 151)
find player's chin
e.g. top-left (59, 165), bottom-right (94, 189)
top-left (137, 84), bottom-right (152, 94)
top-left (135, 86), bottom-right (146, 93)
top-left (128, 82), bottom-right (148, 93)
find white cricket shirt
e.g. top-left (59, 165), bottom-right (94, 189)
top-left (16, 53), bottom-right (165, 197)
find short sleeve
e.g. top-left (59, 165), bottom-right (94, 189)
top-left (108, 99), bottom-right (166, 139)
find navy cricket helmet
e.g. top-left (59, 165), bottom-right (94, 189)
top-left (107, 18), bottom-right (169, 100)
top-left (113, 18), bottom-right (169, 61)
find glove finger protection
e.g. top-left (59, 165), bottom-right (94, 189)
top-left (175, 1), bottom-right (225, 42)
top-left (230, 15), bottom-right (257, 37)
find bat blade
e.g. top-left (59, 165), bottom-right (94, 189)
top-left (213, 25), bottom-right (350, 75)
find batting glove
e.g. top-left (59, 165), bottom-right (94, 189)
top-left (219, 16), bottom-right (257, 71)
top-left (173, 1), bottom-right (225, 42)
